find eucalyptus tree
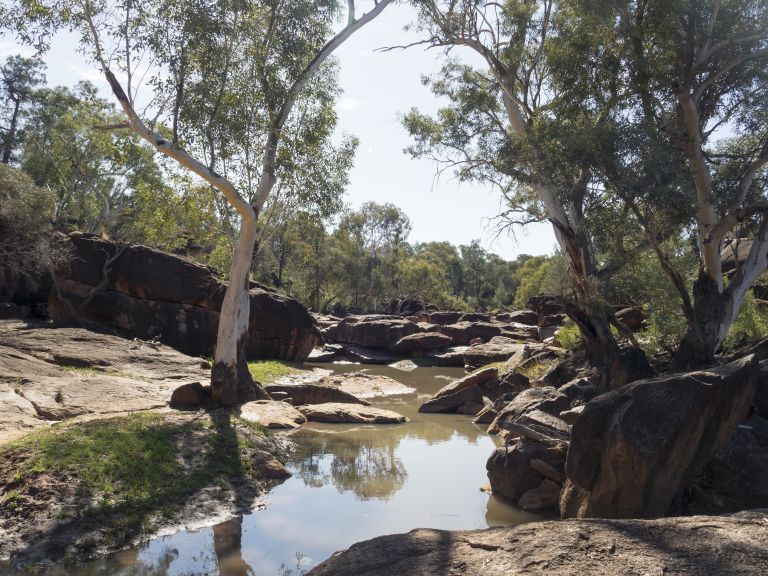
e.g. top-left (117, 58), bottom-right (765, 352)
top-left (556, 0), bottom-right (768, 368)
top-left (21, 81), bottom-right (162, 234)
top-left (404, 0), bottom-right (643, 389)
top-left (0, 54), bottom-right (45, 164)
top-left (5, 0), bottom-right (393, 404)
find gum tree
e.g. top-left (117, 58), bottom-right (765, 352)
top-left (557, 0), bottom-right (768, 368)
top-left (6, 0), bottom-right (393, 403)
top-left (404, 0), bottom-right (648, 390)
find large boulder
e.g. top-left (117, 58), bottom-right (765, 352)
top-left (487, 387), bottom-right (570, 435)
top-left (427, 311), bottom-right (463, 325)
top-left (324, 315), bottom-right (421, 349)
top-left (561, 355), bottom-right (759, 519)
top-left (486, 438), bottom-right (566, 505)
top-left (314, 371), bottom-right (416, 399)
top-left (239, 400), bottom-right (307, 429)
top-left (48, 234), bottom-right (318, 361)
top-left (757, 360), bottom-right (768, 418)
top-left (418, 368), bottom-right (527, 416)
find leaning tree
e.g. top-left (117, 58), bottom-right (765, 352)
top-left (4, 0), bottom-right (393, 403)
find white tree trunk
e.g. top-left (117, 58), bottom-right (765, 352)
top-left (210, 208), bottom-right (259, 404)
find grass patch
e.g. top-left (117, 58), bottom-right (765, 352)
top-left (0, 411), bottom-right (270, 546)
top-left (248, 359), bottom-right (311, 384)
top-left (60, 365), bottom-right (104, 376)
top-left (516, 359), bottom-right (557, 380)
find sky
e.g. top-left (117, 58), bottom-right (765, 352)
top-left (0, 2), bottom-right (557, 259)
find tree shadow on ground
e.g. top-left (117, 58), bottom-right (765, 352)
top-left (0, 409), bottom-right (280, 569)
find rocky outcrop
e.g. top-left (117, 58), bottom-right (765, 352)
top-left (463, 337), bottom-right (524, 369)
top-left (436, 321), bottom-right (504, 345)
top-left (424, 311), bottom-right (462, 325)
top-left (324, 315), bottom-right (421, 349)
top-left (315, 371), bottom-right (416, 399)
top-left (418, 367), bottom-right (528, 415)
top-left (297, 403), bottom-right (407, 424)
top-left (689, 415), bottom-right (768, 513)
top-left (306, 514), bottom-right (768, 576)
top-left (487, 387), bottom-right (570, 435)
top-left (48, 234), bottom-right (318, 361)
top-left (561, 355), bottom-right (759, 519)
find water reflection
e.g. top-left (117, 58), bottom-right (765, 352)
top-left (213, 517), bottom-right (254, 576)
top-left (290, 429), bottom-right (407, 501)
top-left (18, 363), bottom-right (546, 576)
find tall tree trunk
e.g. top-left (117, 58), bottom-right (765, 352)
top-left (211, 212), bottom-right (267, 405)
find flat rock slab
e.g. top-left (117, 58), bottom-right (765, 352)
top-left (307, 514), bottom-right (768, 576)
top-left (0, 320), bottom-right (210, 444)
top-left (264, 383), bottom-right (370, 406)
top-left (239, 400), bottom-right (307, 429)
top-left (317, 372), bottom-right (415, 399)
top-left (298, 403), bottom-right (407, 424)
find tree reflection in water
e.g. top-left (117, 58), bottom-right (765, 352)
top-left (212, 516), bottom-right (254, 576)
top-left (289, 427), bottom-right (408, 500)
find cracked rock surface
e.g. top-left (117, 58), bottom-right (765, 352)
top-left (0, 320), bottom-right (209, 443)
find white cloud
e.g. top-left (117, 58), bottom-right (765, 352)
top-left (337, 97), bottom-right (362, 111)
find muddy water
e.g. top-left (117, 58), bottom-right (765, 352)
top-left (37, 364), bottom-right (550, 575)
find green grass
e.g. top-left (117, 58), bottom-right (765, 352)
top-left (516, 358), bottom-right (557, 380)
top-left (1, 412), bottom-right (269, 544)
top-left (248, 360), bottom-right (311, 384)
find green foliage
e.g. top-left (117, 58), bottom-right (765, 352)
top-left (513, 254), bottom-right (569, 309)
top-left (20, 81), bottom-right (162, 234)
top-left (0, 163), bottom-right (60, 285)
top-left (554, 321), bottom-right (582, 350)
top-left (723, 291), bottom-right (768, 351)
top-left (0, 54), bottom-right (45, 163)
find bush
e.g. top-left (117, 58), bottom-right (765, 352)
top-left (722, 290), bottom-right (768, 351)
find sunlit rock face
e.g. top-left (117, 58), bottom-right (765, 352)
top-left (49, 233), bottom-right (318, 361)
